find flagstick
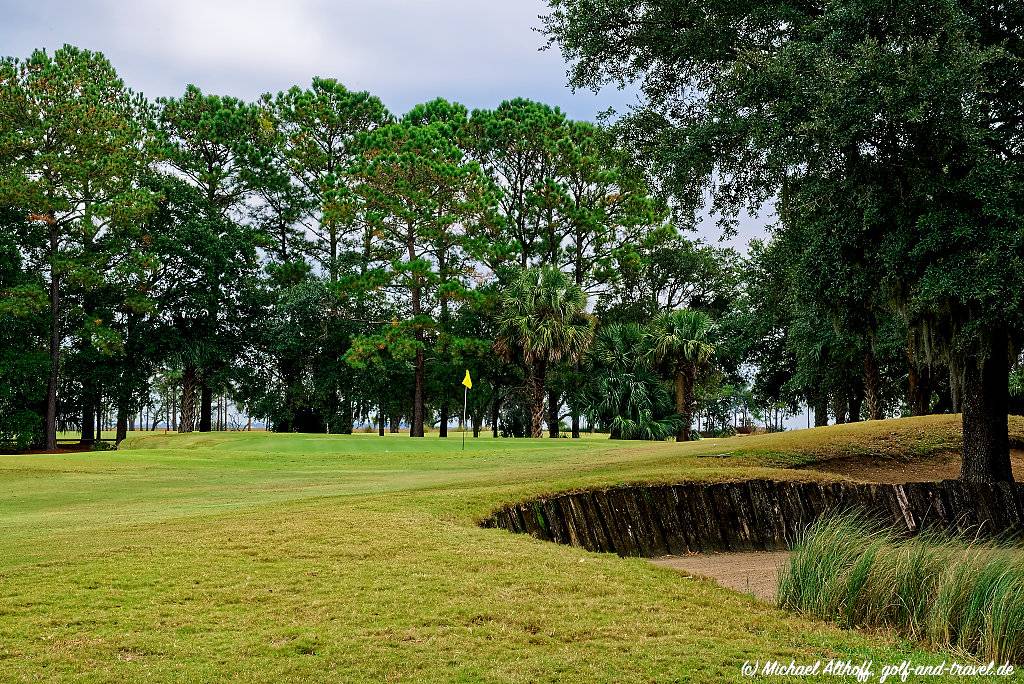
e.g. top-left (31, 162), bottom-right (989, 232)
top-left (462, 385), bottom-right (468, 451)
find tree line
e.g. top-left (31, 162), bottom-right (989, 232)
top-left (0, 46), bottom-right (741, 449)
top-left (1, 39), bottom-right (1019, 483)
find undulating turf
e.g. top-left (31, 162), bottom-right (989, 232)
top-left (0, 417), bottom-right (1005, 682)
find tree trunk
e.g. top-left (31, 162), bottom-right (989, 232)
top-left (673, 369), bottom-right (690, 442)
top-left (547, 389), bottom-right (560, 438)
top-left (339, 395), bottom-right (354, 434)
top-left (960, 336), bottom-right (1013, 483)
top-left (950, 364), bottom-right (963, 413)
top-left (116, 396), bottom-right (128, 444)
top-left (378, 401), bottom-right (386, 436)
top-left (848, 391), bottom-right (863, 423)
top-left (407, 221), bottom-right (425, 438)
top-left (199, 381), bottom-right (212, 432)
top-left (81, 392), bottom-right (95, 445)
top-left (907, 340), bottom-right (932, 416)
top-left (179, 365), bottom-right (198, 433)
top-left (329, 227), bottom-right (338, 283)
top-left (439, 397), bottom-right (449, 438)
top-left (833, 393), bottom-right (848, 424)
top-left (571, 410), bottom-right (580, 439)
top-left (389, 413), bottom-right (400, 434)
top-left (44, 221), bottom-right (60, 451)
top-left (529, 362), bottom-right (547, 438)
top-left (863, 350), bottom-right (882, 420)
top-left (908, 360), bottom-right (932, 416)
top-left (411, 348), bottom-right (425, 437)
top-left (491, 392), bottom-right (500, 438)
top-left (472, 410), bottom-right (483, 438)
top-left (813, 393), bottom-right (829, 428)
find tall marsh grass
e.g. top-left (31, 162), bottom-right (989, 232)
top-left (778, 512), bottom-right (1024, 663)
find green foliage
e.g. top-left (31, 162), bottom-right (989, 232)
top-left (646, 310), bottom-right (714, 371)
top-left (584, 323), bottom-right (675, 439)
top-left (495, 267), bottom-right (595, 437)
top-left (495, 267), bottom-right (594, 369)
top-left (0, 43), bottom-right (765, 447)
top-left (645, 309), bottom-right (715, 440)
top-left (263, 78), bottom-right (391, 278)
top-left (0, 45), bottom-right (157, 447)
top-left (0, 230), bottom-right (47, 447)
top-left (601, 229), bottom-right (739, 323)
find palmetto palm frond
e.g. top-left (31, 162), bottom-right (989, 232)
top-left (593, 322), bottom-right (647, 371)
top-left (646, 308), bottom-right (715, 370)
top-left (494, 266), bottom-right (595, 366)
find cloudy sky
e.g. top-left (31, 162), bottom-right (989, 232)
top-left (0, 0), bottom-right (641, 119)
top-left (1, 0), bottom-right (770, 249)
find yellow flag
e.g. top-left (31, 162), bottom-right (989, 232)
top-left (462, 370), bottom-right (472, 390)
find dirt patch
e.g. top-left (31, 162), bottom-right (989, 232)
top-left (650, 551), bottom-right (791, 602)
top-left (805, 449), bottom-right (1024, 484)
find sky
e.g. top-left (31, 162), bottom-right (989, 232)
top-left (0, 0), bottom-right (771, 249)
top-left (0, 0), bottom-right (641, 120)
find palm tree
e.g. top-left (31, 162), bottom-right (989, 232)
top-left (646, 309), bottom-right (715, 441)
top-left (494, 267), bottom-right (595, 438)
top-left (588, 322), bottom-right (679, 440)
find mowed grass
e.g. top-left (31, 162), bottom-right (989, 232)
top-left (0, 416), bottom-right (1006, 682)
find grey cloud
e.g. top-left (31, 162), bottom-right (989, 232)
top-left (0, 0), bottom-right (632, 117)
top-left (0, 0), bottom-right (768, 246)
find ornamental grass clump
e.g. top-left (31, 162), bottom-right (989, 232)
top-left (779, 511), bottom-right (1024, 663)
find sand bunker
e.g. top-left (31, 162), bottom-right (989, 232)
top-left (651, 551), bottom-right (791, 602)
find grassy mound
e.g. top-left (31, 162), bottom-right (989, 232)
top-left (779, 512), bottom-right (1024, 663)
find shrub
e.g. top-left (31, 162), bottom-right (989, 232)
top-left (609, 412), bottom-right (680, 441)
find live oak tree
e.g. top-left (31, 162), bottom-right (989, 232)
top-left (544, 0), bottom-right (1024, 480)
top-left (0, 46), bottom-right (155, 449)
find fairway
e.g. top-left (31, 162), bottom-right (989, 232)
top-left (4, 1), bottom-right (1024, 679)
top-left (0, 422), bottom-right (971, 682)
